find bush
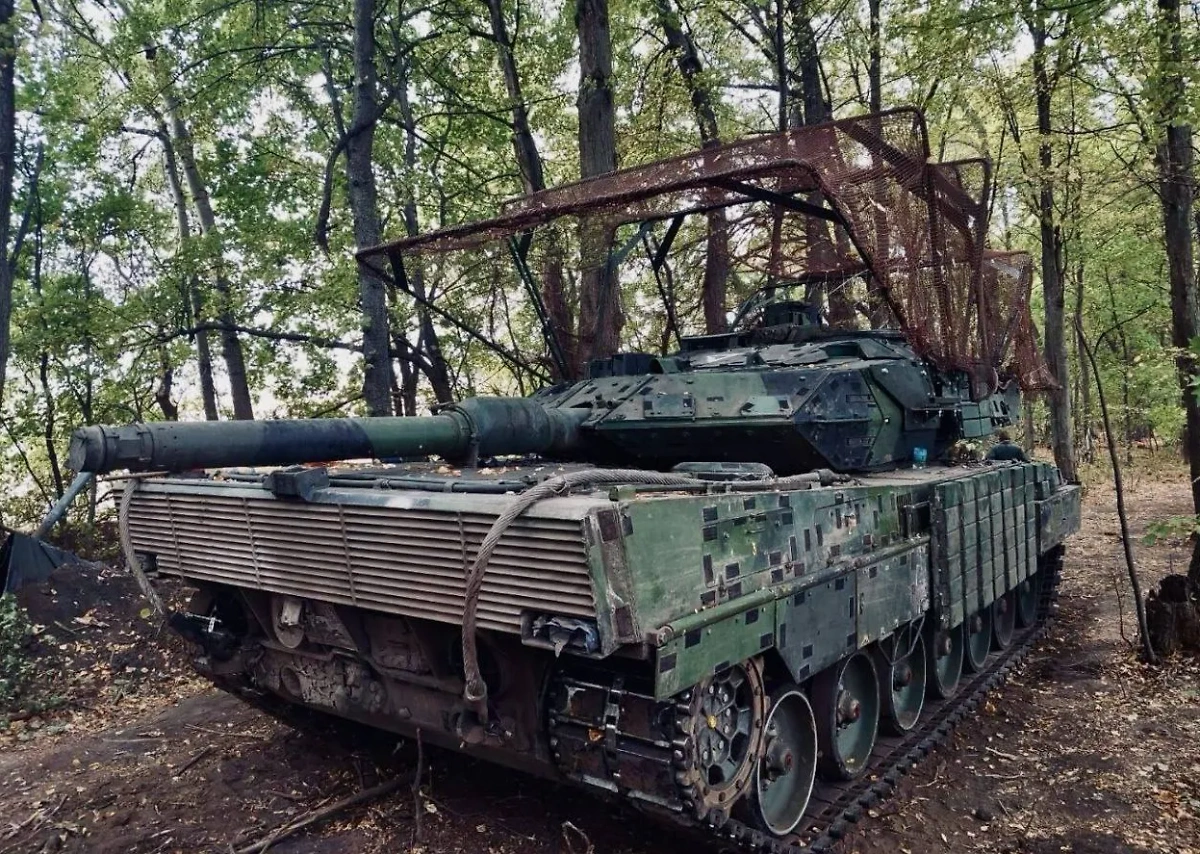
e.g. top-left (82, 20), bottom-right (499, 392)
top-left (0, 593), bottom-right (33, 710)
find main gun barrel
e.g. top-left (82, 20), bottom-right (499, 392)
top-left (68, 397), bottom-right (586, 474)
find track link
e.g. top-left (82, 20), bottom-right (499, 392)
top-left (710, 548), bottom-right (1064, 852)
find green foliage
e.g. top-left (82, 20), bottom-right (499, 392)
top-left (0, 0), bottom-right (1193, 528)
top-left (0, 594), bottom-right (33, 711)
top-left (1142, 516), bottom-right (1200, 547)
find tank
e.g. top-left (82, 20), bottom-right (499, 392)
top-left (70, 110), bottom-right (1080, 849)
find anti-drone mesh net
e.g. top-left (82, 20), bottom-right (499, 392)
top-left (358, 107), bottom-right (1052, 397)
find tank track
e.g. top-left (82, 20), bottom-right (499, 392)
top-left (716, 548), bottom-right (1064, 852)
top-left (211, 547), bottom-right (1063, 853)
top-left (548, 548), bottom-right (1063, 852)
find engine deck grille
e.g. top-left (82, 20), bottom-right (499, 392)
top-left (126, 483), bottom-right (598, 633)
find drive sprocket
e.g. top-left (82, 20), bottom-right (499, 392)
top-left (672, 657), bottom-right (766, 825)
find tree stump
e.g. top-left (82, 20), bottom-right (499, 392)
top-left (1145, 574), bottom-right (1200, 656)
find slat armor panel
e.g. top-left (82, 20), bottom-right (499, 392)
top-left (125, 485), bottom-right (598, 634)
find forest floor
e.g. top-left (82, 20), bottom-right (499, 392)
top-left (1, 453), bottom-right (1198, 854)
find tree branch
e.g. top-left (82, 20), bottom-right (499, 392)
top-left (9, 142), bottom-right (43, 273)
top-left (314, 60), bottom-right (402, 253)
top-left (151, 322), bottom-right (362, 353)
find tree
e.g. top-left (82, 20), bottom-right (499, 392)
top-left (163, 95), bottom-right (256, 420)
top-left (867, 0), bottom-right (882, 113)
top-left (483, 0), bottom-right (577, 375)
top-left (1025, 0), bottom-right (1077, 483)
top-left (789, 0), bottom-right (828, 127)
top-left (115, 0), bottom-right (260, 420)
top-left (1153, 0), bottom-right (1200, 582)
top-left (158, 123), bottom-right (219, 420)
top-left (575, 0), bottom-right (621, 371)
top-left (0, 0), bottom-right (17, 405)
top-left (654, 0), bottom-right (729, 334)
top-left (345, 0), bottom-right (395, 416)
top-left (393, 43), bottom-right (454, 404)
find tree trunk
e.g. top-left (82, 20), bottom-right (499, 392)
top-left (654, 0), bottom-right (728, 334)
top-left (134, 22), bottom-right (233, 418)
top-left (773, 0), bottom-right (788, 132)
top-left (166, 101), bottom-right (255, 420)
top-left (792, 0), bottom-right (827, 127)
top-left (866, 0), bottom-right (888, 324)
top-left (160, 126), bottom-right (219, 421)
top-left (867, 0), bottom-right (882, 114)
top-left (1099, 312), bottom-right (1140, 448)
top-left (154, 349), bottom-right (179, 421)
top-left (575, 0), bottom-right (621, 371)
top-left (700, 204), bottom-right (731, 334)
top-left (0, 0), bottom-right (15, 406)
top-left (394, 335), bottom-right (419, 417)
top-left (485, 0), bottom-right (544, 195)
top-left (790, 0), bottom-right (855, 325)
top-left (31, 190), bottom-right (61, 498)
top-left (484, 0), bottom-right (576, 375)
top-left (1073, 263), bottom-right (1090, 461)
top-left (395, 59), bottom-right (453, 404)
top-left (1077, 319), bottom-right (1157, 663)
top-left (1155, 0), bottom-right (1200, 583)
top-left (346, 0), bottom-right (395, 416)
top-left (1032, 15), bottom-right (1076, 482)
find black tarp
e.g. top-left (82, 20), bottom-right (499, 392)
top-left (0, 532), bottom-right (79, 594)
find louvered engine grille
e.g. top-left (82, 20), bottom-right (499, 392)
top-left (126, 488), bottom-right (597, 634)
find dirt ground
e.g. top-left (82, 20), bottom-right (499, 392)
top-left (838, 455), bottom-right (1200, 854)
top-left (2, 455), bottom-right (1198, 854)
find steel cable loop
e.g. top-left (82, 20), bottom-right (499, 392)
top-left (119, 477), bottom-right (166, 617)
top-left (460, 468), bottom-right (706, 705)
top-left (459, 467), bottom-right (852, 706)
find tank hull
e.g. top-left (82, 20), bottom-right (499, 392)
top-left (133, 459), bottom-right (1078, 837)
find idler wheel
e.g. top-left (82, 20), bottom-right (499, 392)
top-left (963, 607), bottom-right (993, 674)
top-left (925, 621), bottom-right (963, 699)
top-left (751, 686), bottom-right (818, 836)
top-left (874, 628), bottom-right (926, 735)
top-left (812, 652), bottom-right (879, 781)
top-left (992, 590), bottom-right (1017, 650)
top-left (1016, 570), bottom-right (1041, 627)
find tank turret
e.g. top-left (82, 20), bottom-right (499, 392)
top-left (69, 298), bottom-right (1013, 477)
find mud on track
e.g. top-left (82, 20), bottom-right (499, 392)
top-left (2, 455), bottom-right (1198, 853)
